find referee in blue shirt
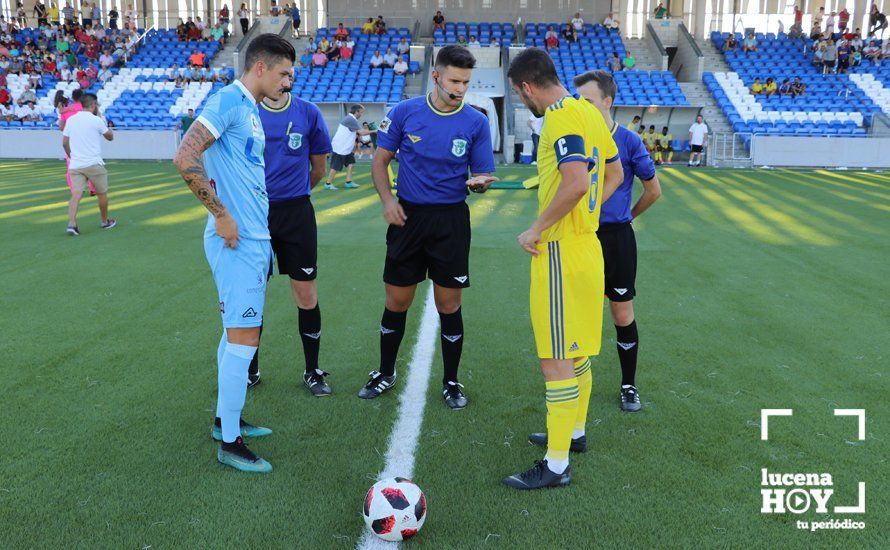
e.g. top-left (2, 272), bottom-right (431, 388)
top-left (574, 70), bottom-right (662, 412)
top-left (249, 74), bottom-right (334, 396)
top-left (359, 45), bottom-right (498, 409)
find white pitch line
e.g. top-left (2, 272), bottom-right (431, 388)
top-left (357, 284), bottom-right (438, 550)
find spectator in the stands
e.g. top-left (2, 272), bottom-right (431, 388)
top-left (432, 10), bottom-right (445, 32)
top-left (837, 38), bottom-right (851, 73)
top-left (570, 12), bottom-right (584, 34)
top-left (49, 2), bottom-right (60, 25)
top-left (81, 1), bottom-right (93, 28)
top-left (369, 49), bottom-right (384, 68)
top-left (822, 37), bottom-right (837, 73)
top-left (176, 18), bottom-right (187, 40)
top-left (810, 22), bottom-right (823, 40)
top-left (17, 83), bottom-right (37, 106)
top-left (34, 1), bottom-right (48, 26)
top-left (99, 48), bottom-right (113, 68)
top-left (750, 77), bottom-right (763, 95)
top-left (863, 38), bottom-right (880, 63)
top-left (213, 64), bottom-right (230, 83)
top-left (791, 76), bottom-right (806, 96)
top-left (603, 12), bottom-right (619, 31)
top-left (870, 6), bottom-right (888, 36)
top-left (814, 7), bottom-right (825, 30)
top-left (1, 99), bottom-right (15, 122)
top-left (608, 51), bottom-right (621, 73)
top-left (375, 15), bottom-right (387, 35)
top-left (325, 38), bottom-right (341, 61)
top-left (311, 46), bottom-right (327, 67)
top-left (742, 31), bottom-right (758, 52)
top-left (188, 48), bottom-right (206, 67)
top-left (456, 34), bottom-right (468, 46)
top-left (339, 39), bottom-right (352, 60)
top-left (108, 4), bottom-right (119, 29)
top-left (97, 64), bottom-right (112, 82)
top-left (851, 46), bottom-right (862, 67)
top-left (211, 22), bottom-right (225, 46)
top-left (812, 42), bottom-right (825, 65)
top-left (269, 0), bottom-right (280, 17)
top-left (489, 37), bottom-right (499, 47)
top-left (849, 31), bottom-right (863, 47)
top-left (468, 35), bottom-right (481, 47)
top-left (623, 51), bottom-right (635, 70)
top-left (178, 108), bottom-right (195, 136)
top-left (764, 77), bottom-right (777, 96)
top-left (187, 19), bottom-right (202, 41)
top-left (838, 7), bottom-right (850, 33)
top-left (544, 26), bottom-right (559, 49)
top-left (17, 100), bottom-right (41, 121)
top-left (778, 79), bottom-right (792, 96)
top-left (724, 33), bottom-right (737, 50)
top-left (238, 3), bottom-right (249, 35)
top-left (393, 55), bottom-right (408, 75)
top-left (62, 2), bottom-right (75, 24)
top-left (561, 23), bottom-right (577, 43)
top-left (653, 2), bottom-right (667, 19)
top-left (362, 17), bottom-right (375, 35)
top-left (397, 36), bottom-right (410, 57)
top-left (881, 39), bottom-right (890, 63)
top-left (219, 4), bottom-right (230, 34)
top-left (124, 3), bottom-right (136, 30)
top-left (44, 54), bottom-right (57, 76)
top-left (299, 45), bottom-right (312, 67)
top-left (825, 11), bottom-right (836, 34)
top-left (334, 22), bottom-right (349, 41)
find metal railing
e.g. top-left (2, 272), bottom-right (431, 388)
top-left (710, 132), bottom-right (753, 165)
top-left (123, 23), bottom-right (157, 64)
top-left (645, 21), bottom-right (669, 71)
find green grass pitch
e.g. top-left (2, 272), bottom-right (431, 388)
top-left (0, 160), bottom-right (887, 547)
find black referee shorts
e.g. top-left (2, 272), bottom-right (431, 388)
top-left (597, 222), bottom-right (637, 302)
top-left (269, 196), bottom-right (318, 281)
top-left (384, 200), bottom-right (471, 288)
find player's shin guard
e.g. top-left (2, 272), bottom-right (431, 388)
top-left (439, 307), bottom-right (463, 385)
top-left (573, 358), bottom-right (592, 438)
top-left (248, 323), bottom-right (263, 378)
top-left (298, 305), bottom-right (321, 373)
top-left (545, 378), bottom-right (580, 473)
top-left (379, 308), bottom-right (407, 376)
top-left (216, 332), bottom-right (227, 417)
top-left (217, 342), bottom-right (256, 443)
top-left (616, 321), bottom-right (639, 386)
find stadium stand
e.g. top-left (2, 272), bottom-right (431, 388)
top-left (434, 22), bottom-right (515, 47)
top-left (706, 31), bottom-right (889, 139)
top-left (294, 26), bottom-right (419, 104)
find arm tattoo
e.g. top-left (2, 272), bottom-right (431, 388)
top-left (173, 121), bottom-right (226, 217)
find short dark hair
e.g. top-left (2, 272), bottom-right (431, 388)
top-left (573, 70), bottom-right (617, 100)
top-left (435, 45), bottom-right (476, 70)
top-left (80, 93), bottom-right (98, 109)
top-left (350, 104), bottom-right (364, 114)
top-left (244, 33), bottom-right (296, 72)
top-left (507, 47), bottom-right (560, 88)
top-left (71, 88), bottom-right (83, 101)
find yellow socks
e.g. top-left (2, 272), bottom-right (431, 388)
top-left (573, 357), bottom-right (592, 438)
top-left (545, 377), bottom-right (579, 471)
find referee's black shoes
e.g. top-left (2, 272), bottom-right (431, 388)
top-left (443, 381), bottom-right (468, 410)
top-left (358, 370), bottom-right (396, 399)
top-left (303, 369), bottom-right (332, 397)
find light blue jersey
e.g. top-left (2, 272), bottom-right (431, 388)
top-left (196, 79), bottom-right (270, 241)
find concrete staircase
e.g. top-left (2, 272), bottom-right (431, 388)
top-left (210, 41), bottom-right (237, 70)
top-left (696, 39), bottom-right (731, 73)
top-left (679, 81), bottom-right (732, 135)
top-left (624, 37), bottom-right (663, 71)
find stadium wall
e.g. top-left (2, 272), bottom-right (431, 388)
top-left (0, 130), bottom-right (179, 160)
top-left (751, 136), bottom-right (890, 168)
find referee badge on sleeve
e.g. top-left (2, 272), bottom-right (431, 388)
top-left (379, 116), bottom-right (391, 133)
top-left (451, 138), bottom-right (468, 157)
top-left (288, 132), bottom-right (303, 150)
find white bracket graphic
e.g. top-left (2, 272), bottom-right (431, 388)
top-left (761, 409), bottom-right (793, 441)
top-left (834, 409), bottom-right (866, 441)
top-left (834, 482), bottom-right (866, 514)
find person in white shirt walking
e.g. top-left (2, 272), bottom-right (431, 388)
top-left (687, 114), bottom-right (708, 167)
top-left (527, 113), bottom-right (543, 164)
top-left (324, 104), bottom-right (375, 189)
top-left (62, 93), bottom-right (116, 235)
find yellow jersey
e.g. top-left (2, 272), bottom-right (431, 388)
top-left (536, 95), bottom-right (619, 243)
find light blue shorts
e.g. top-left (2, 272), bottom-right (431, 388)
top-left (204, 236), bottom-right (272, 328)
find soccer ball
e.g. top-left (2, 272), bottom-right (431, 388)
top-left (363, 477), bottom-right (427, 541)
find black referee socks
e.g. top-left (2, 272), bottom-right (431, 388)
top-left (298, 305), bottom-right (321, 374)
top-left (379, 308), bottom-right (408, 376)
top-left (439, 308), bottom-right (464, 385)
top-left (615, 321), bottom-right (639, 386)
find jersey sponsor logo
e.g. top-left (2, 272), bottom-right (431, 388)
top-left (617, 341), bottom-right (637, 351)
top-left (451, 138), bottom-right (467, 157)
top-left (453, 275), bottom-right (468, 283)
top-left (287, 132), bottom-right (303, 150)
top-left (302, 331), bottom-right (321, 340)
top-left (408, 134), bottom-right (422, 143)
top-left (614, 287), bottom-right (628, 295)
top-left (379, 116), bottom-right (391, 133)
top-left (301, 267), bottom-right (315, 275)
top-left (442, 334), bottom-right (462, 343)
top-left (242, 307), bottom-right (258, 318)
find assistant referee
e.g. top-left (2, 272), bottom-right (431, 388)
top-left (359, 45), bottom-right (497, 410)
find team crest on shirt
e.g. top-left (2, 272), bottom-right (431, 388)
top-left (451, 138), bottom-right (468, 157)
top-left (288, 132), bottom-right (303, 150)
top-left (379, 116), bottom-right (391, 133)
